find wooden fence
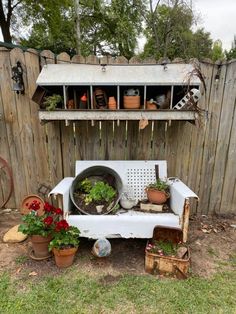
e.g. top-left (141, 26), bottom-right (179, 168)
top-left (0, 47), bottom-right (236, 215)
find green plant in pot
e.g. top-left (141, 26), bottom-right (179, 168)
top-left (49, 220), bottom-right (80, 268)
top-left (43, 94), bottom-right (62, 111)
top-left (18, 202), bottom-right (62, 259)
top-left (84, 181), bottom-right (116, 205)
top-left (145, 178), bottom-right (170, 205)
top-left (76, 178), bottom-right (117, 214)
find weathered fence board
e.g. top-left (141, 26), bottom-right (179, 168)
top-left (25, 49), bottom-right (51, 193)
top-left (0, 49), bottom-right (15, 207)
top-left (210, 62), bottom-right (236, 213)
top-left (0, 48), bottom-right (236, 215)
top-left (40, 50), bottom-right (63, 189)
top-left (151, 121), bottom-right (166, 161)
top-left (185, 62), bottom-right (215, 213)
top-left (0, 48), bottom-right (27, 207)
top-left (198, 63), bottom-right (227, 213)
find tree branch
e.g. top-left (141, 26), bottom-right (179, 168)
top-left (7, 0), bottom-right (23, 23)
top-left (12, 0), bottom-right (23, 11)
top-left (0, 1), bottom-right (6, 24)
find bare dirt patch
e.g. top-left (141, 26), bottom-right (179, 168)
top-left (0, 210), bottom-right (235, 279)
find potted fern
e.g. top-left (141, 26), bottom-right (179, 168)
top-left (145, 178), bottom-right (170, 205)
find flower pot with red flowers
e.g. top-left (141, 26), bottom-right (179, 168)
top-left (49, 220), bottom-right (80, 268)
top-left (145, 179), bottom-right (170, 205)
top-left (18, 201), bottom-right (63, 259)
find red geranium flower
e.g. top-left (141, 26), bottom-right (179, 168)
top-left (43, 216), bottom-right (53, 226)
top-left (29, 201), bottom-right (40, 211)
top-left (44, 202), bottom-right (54, 213)
top-left (54, 208), bottom-right (63, 215)
top-left (55, 219), bottom-right (69, 232)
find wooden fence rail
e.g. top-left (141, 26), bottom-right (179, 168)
top-left (0, 47), bottom-right (236, 215)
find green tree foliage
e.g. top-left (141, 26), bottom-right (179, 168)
top-left (20, 0), bottom-right (146, 58)
top-left (225, 35), bottom-right (236, 60)
top-left (0, 0), bottom-right (218, 61)
top-left (103, 0), bottom-right (146, 59)
top-left (211, 40), bottom-right (224, 61)
top-left (20, 0), bottom-right (76, 55)
top-left (141, 0), bottom-right (213, 60)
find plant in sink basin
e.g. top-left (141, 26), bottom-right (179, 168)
top-left (76, 178), bottom-right (117, 214)
top-left (145, 178), bottom-right (170, 205)
top-left (49, 220), bottom-right (80, 268)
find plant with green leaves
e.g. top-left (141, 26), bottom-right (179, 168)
top-left (49, 220), bottom-right (80, 250)
top-left (18, 202), bottom-right (62, 237)
top-left (78, 178), bottom-right (93, 194)
top-left (85, 181), bottom-right (116, 205)
top-left (43, 94), bottom-right (62, 111)
top-left (146, 178), bottom-right (169, 192)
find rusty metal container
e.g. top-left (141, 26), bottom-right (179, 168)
top-left (145, 226), bottom-right (190, 277)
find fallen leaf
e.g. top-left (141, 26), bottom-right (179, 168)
top-left (29, 271), bottom-right (38, 276)
top-left (16, 267), bottom-right (22, 274)
top-left (213, 228), bottom-right (218, 233)
top-left (201, 228), bottom-right (212, 234)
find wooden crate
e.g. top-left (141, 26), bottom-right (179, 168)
top-left (145, 226), bottom-right (190, 277)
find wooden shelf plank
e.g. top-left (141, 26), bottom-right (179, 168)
top-left (39, 109), bottom-right (198, 121)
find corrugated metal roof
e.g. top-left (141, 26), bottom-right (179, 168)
top-left (36, 64), bottom-right (201, 86)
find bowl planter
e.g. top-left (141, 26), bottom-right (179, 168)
top-left (145, 179), bottom-right (169, 205)
top-left (146, 188), bottom-right (169, 205)
top-left (30, 234), bottom-right (52, 258)
top-left (52, 247), bottom-right (78, 268)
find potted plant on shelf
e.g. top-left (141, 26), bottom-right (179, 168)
top-left (43, 94), bottom-right (62, 111)
top-left (49, 220), bottom-right (80, 268)
top-left (18, 201), bottom-right (62, 259)
top-left (145, 178), bottom-right (170, 205)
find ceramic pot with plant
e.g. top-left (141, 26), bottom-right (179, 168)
top-left (145, 179), bottom-right (170, 205)
top-left (18, 201), bottom-right (63, 259)
top-left (49, 220), bottom-right (80, 268)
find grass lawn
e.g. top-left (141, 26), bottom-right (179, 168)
top-left (0, 269), bottom-right (235, 314)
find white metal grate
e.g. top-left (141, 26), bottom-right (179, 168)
top-left (126, 168), bottom-right (156, 200)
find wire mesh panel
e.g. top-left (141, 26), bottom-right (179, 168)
top-left (126, 168), bottom-right (156, 200)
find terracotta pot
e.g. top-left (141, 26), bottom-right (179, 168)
top-left (53, 247), bottom-right (78, 268)
top-left (108, 96), bottom-right (117, 110)
top-left (146, 188), bottom-right (169, 205)
top-left (123, 96), bottom-right (140, 109)
top-left (30, 234), bottom-right (52, 258)
top-left (146, 101), bottom-right (157, 110)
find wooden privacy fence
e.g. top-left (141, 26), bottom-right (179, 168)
top-left (0, 47), bottom-right (236, 215)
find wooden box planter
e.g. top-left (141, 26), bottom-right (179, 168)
top-left (145, 226), bottom-right (190, 277)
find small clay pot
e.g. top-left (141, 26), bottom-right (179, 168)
top-left (146, 101), bottom-right (157, 110)
top-left (30, 234), bottom-right (52, 258)
top-left (146, 188), bottom-right (169, 205)
top-left (123, 96), bottom-right (140, 109)
top-left (53, 247), bottom-right (78, 268)
top-left (108, 96), bottom-right (117, 110)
